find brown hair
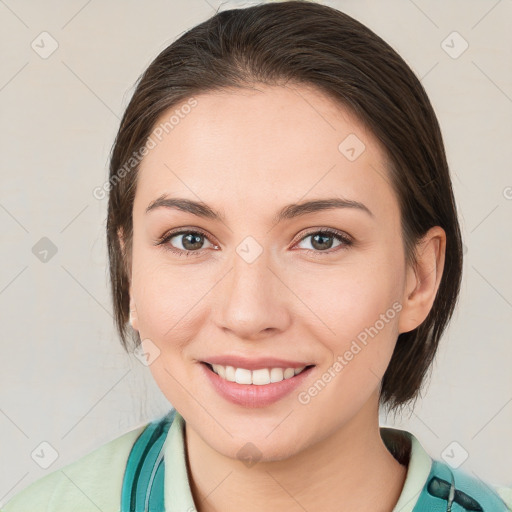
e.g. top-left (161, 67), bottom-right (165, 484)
top-left (106, 0), bottom-right (463, 416)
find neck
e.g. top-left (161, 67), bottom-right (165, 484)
top-left (185, 396), bottom-right (407, 512)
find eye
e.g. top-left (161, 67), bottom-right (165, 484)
top-left (155, 227), bottom-right (353, 258)
top-left (156, 229), bottom-right (217, 257)
top-left (293, 228), bottom-right (353, 254)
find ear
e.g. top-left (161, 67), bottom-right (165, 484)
top-left (118, 227), bottom-right (138, 332)
top-left (129, 295), bottom-right (139, 332)
top-left (398, 226), bottom-right (446, 334)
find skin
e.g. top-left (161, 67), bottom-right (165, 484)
top-left (121, 83), bottom-right (446, 512)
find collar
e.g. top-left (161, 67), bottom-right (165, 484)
top-left (163, 410), bottom-right (432, 512)
top-left (382, 427), bottom-right (433, 511)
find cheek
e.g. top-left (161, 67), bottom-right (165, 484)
top-left (290, 255), bottom-right (403, 372)
top-left (296, 260), bottom-right (399, 331)
top-left (131, 248), bottom-right (213, 341)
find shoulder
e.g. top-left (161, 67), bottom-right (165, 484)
top-left (422, 459), bottom-right (512, 511)
top-left (385, 427), bottom-right (512, 512)
top-left (496, 486), bottom-right (512, 511)
top-left (1, 423), bottom-right (148, 512)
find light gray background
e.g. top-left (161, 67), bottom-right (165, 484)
top-left (1, 0), bottom-right (511, 505)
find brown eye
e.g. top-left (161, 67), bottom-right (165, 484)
top-left (156, 229), bottom-right (217, 257)
top-left (170, 232), bottom-right (208, 251)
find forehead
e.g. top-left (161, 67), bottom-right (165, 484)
top-left (134, 84), bottom-right (397, 220)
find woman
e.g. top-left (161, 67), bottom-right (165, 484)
top-left (3, 1), bottom-right (511, 511)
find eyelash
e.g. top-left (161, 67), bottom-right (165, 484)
top-left (155, 227), bottom-right (353, 258)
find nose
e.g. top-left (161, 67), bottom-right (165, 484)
top-left (213, 245), bottom-right (292, 341)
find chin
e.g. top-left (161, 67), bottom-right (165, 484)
top-left (227, 437), bottom-right (305, 465)
top-left (205, 423), bottom-right (311, 465)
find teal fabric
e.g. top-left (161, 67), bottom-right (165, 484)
top-left (415, 459), bottom-right (509, 511)
top-left (121, 409), bottom-right (175, 512)
top-left (122, 410), bottom-right (509, 512)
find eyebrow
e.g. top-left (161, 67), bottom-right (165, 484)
top-left (145, 195), bottom-right (374, 223)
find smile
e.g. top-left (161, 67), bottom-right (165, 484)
top-left (205, 362), bottom-right (312, 385)
top-left (200, 362), bottom-right (316, 408)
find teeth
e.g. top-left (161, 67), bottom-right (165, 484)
top-left (270, 367), bottom-right (283, 383)
top-left (225, 365), bottom-right (235, 382)
top-left (210, 364), bottom-right (307, 385)
top-left (216, 364), bottom-right (226, 379)
top-left (251, 368), bottom-right (270, 385)
top-left (235, 367), bottom-right (252, 385)
top-left (284, 368), bottom-right (295, 379)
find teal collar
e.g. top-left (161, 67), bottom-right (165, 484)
top-left (121, 409), bottom-right (509, 512)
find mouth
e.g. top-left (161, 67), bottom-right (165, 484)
top-left (201, 361), bottom-right (316, 385)
top-left (200, 360), bottom-right (316, 408)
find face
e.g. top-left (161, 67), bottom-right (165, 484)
top-left (127, 83), bottom-right (412, 462)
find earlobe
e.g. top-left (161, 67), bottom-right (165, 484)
top-left (129, 296), bottom-right (139, 332)
top-left (397, 226), bottom-right (446, 334)
top-left (119, 227), bottom-right (136, 331)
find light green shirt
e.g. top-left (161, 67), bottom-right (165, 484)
top-left (2, 410), bottom-right (511, 511)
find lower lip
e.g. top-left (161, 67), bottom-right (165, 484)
top-left (200, 363), bottom-right (315, 408)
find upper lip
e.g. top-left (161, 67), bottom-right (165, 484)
top-left (201, 355), bottom-right (315, 370)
